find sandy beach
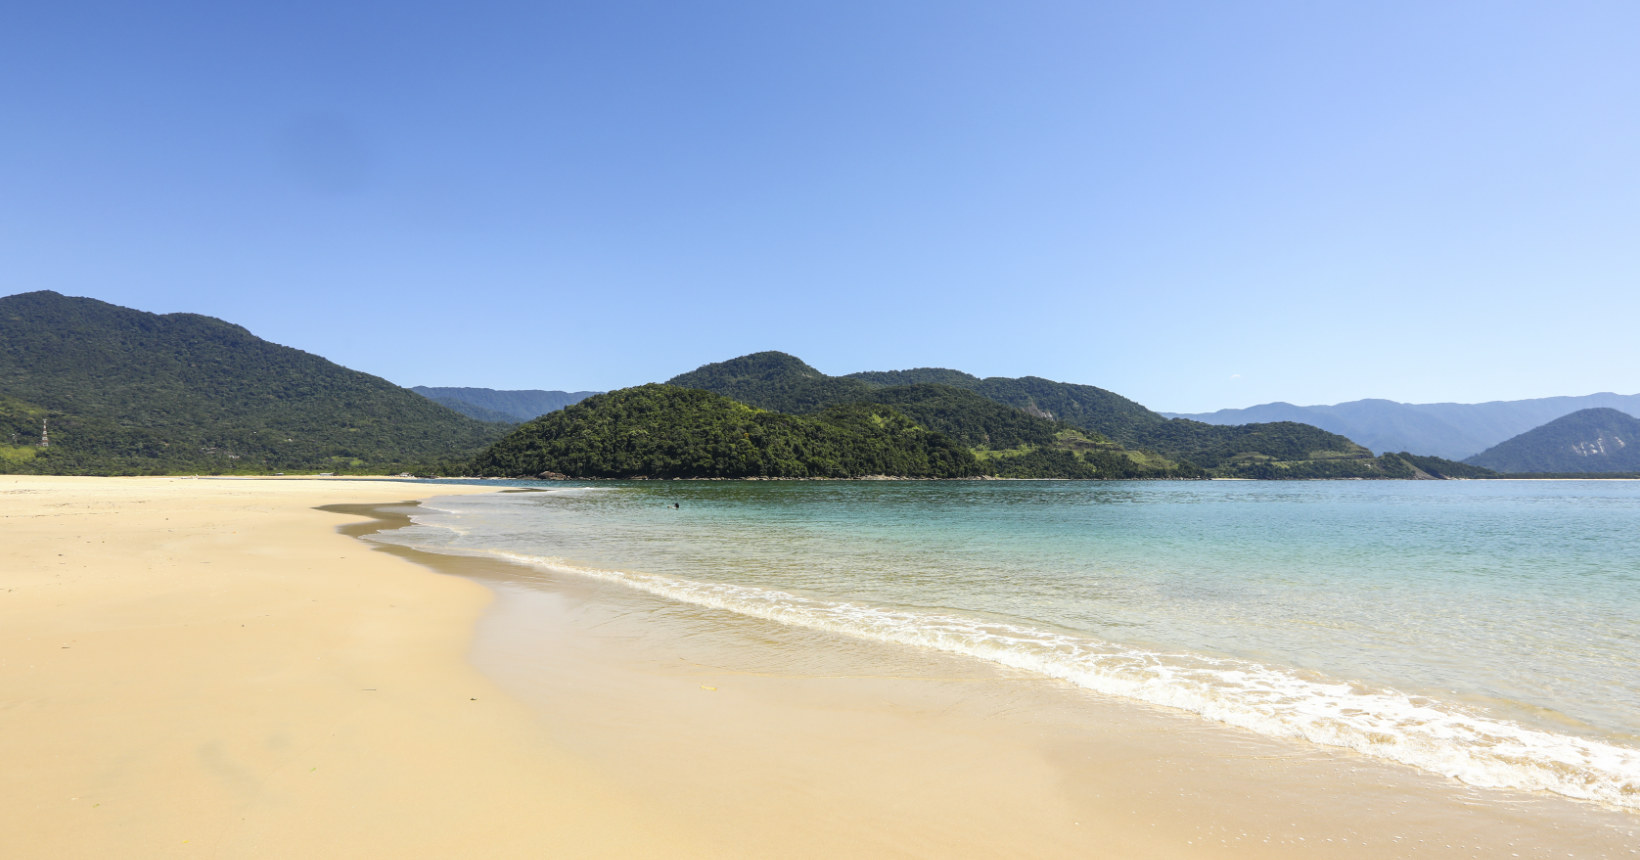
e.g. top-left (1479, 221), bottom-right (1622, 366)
top-left (0, 476), bottom-right (708, 858)
top-left (4, 476), bottom-right (1635, 858)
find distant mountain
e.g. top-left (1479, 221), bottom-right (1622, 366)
top-left (0, 291), bottom-right (506, 474)
top-left (667, 352), bottom-right (1423, 479)
top-left (410, 386), bottom-right (598, 423)
top-left (1169, 393), bottom-right (1640, 460)
top-left (1465, 408), bottom-right (1640, 473)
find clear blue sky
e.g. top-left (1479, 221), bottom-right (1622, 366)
top-left (5, 1), bottom-right (1636, 412)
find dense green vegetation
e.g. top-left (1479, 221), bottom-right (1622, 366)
top-left (668, 352), bottom-right (877, 414)
top-left (678, 352), bottom-right (1395, 478)
top-left (857, 384), bottom-right (1064, 449)
top-left (1139, 420), bottom-right (1370, 470)
top-left (1466, 408), bottom-right (1640, 473)
top-left (982, 447), bottom-right (1206, 479)
top-left (1388, 452), bottom-right (1498, 479)
top-left (894, 373), bottom-right (1374, 475)
top-left (852, 368), bottom-right (1163, 445)
top-left (0, 291), bottom-right (508, 474)
top-left (4, 291), bottom-right (1530, 481)
top-left (0, 393), bottom-right (49, 468)
top-left (471, 385), bottom-right (980, 479)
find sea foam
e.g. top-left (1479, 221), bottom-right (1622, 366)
top-left (491, 549), bottom-right (1640, 811)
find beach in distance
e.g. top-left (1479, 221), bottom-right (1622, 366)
top-left (4, 476), bottom-right (1637, 858)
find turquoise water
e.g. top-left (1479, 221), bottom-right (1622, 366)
top-left (378, 479), bottom-right (1640, 810)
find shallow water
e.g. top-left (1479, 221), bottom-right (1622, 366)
top-left (374, 479), bottom-right (1640, 811)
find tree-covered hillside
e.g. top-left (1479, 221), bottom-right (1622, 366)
top-left (853, 367), bottom-right (1369, 469)
top-left (1386, 452), bottom-right (1497, 480)
top-left (855, 384), bottom-right (1202, 479)
top-left (675, 352), bottom-right (1395, 478)
top-left (470, 385), bottom-right (980, 479)
top-left (0, 291), bottom-right (507, 474)
top-left (857, 384), bottom-right (1063, 449)
top-left (1466, 408), bottom-right (1640, 473)
top-left (668, 351), bottom-right (876, 413)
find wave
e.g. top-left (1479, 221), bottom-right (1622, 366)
top-left (489, 549), bottom-right (1640, 811)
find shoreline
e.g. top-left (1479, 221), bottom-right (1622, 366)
top-left (4, 476), bottom-right (1635, 858)
top-left (360, 496), bottom-right (1639, 857)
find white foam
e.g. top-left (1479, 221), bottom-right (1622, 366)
top-left (491, 549), bottom-right (1640, 811)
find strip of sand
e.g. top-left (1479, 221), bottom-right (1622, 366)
top-left (0, 476), bottom-right (709, 858)
top-left (5, 476), bottom-right (1634, 859)
top-left (372, 499), bottom-right (1640, 859)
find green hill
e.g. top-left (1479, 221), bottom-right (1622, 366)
top-left (1465, 408), bottom-right (1640, 473)
top-left (856, 383), bottom-right (1063, 449)
top-left (852, 366), bottom-right (1375, 471)
top-left (858, 371), bottom-right (1165, 447)
top-left (854, 383), bottom-right (1201, 479)
top-left (667, 351), bottom-right (876, 414)
top-left (1384, 452), bottom-right (1497, 480)
top-left (470, 384), bottom-right (980, 479)
top-left (673, 352), bottom-right (1402, 478)
top-left (0, 291), bottom-right (507, 474)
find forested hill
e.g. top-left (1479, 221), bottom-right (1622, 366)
top-left (857, 383), bottom-right (1071, 449)
top-left (411, 386), bottom-right (598, 422)
top-left (669, 352), bottom-right (1422, 478)
top-left (1465, 408), bottom-right (1640, 473)
top-left (848, 367), bottom-right (1161, 445)
top-left (667, 351), bottom-right (876, 413)
top-left (0, 291), bottom-right (507, 474)
top-left (470, 385), bottom-right (980, 479)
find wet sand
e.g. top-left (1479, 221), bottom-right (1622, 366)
top-left (3, 476), bottom-right (1634, 858)
top-left (364, 498), bottom-right (1639, 858)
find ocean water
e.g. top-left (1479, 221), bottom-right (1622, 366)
top-left (373, 479), bottom-right (1640, 811)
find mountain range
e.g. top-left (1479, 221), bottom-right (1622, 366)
top-left (473, 352), bottom-right (1508, 480)
top-left (0, 291), bottom-right (506, 474)
top-left (659, 352), bottom-right (1431, 479)
top-left (410, 387), bottom-right (597, 423)
top-left (1168, 394), bottom-right (1640, 460)
top-left (3, 291), bottom-right (1629, 478)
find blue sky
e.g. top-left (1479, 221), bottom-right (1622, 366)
top-left (4, 1), bottom-right (1636, 412)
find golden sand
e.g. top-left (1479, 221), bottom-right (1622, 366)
top-left (3, 476), bottom-right (1633, 858)
top-left (0, 476), bottom-right (706, 858)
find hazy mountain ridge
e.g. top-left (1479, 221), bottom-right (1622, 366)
top-left (1169, 394), bottom-right (1640, 460)
top-left (1465, 408), bottom-right (1640, 473)
top-left (411, 386), bottom-right (599, 423)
